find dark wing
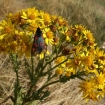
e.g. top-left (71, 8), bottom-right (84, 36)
top-left (31, 27), bottom-right (46, 55)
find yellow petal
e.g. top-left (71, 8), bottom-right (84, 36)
top-left (43, 33), bottom-right (46, 38)
top-left (0, 26), bottom-right (4, 30)
top-left (45, 38), bottom-right (48, 45)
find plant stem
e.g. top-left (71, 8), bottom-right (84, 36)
top-left (42, 58), bottom-right (68, 75)
top-left (14, 54), bottom-right (19, 105)
top-left (38, 80), bottom-right (60, 93)
top-left (31, 55), bottom-right (34, 80)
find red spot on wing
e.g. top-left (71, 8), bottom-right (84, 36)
top-left (34, 43), bottom-right (38, 47)
top-left (35, 36), bottom-right (38, 40)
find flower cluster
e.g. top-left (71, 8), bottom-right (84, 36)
top-left (54, 25), bottom-right (105, 101)
top-left (0, 7), bottom-right (105, 102)
top-left (0, 8), bottom-right (69, 58)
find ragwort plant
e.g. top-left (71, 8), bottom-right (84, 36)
top-left (0, 7), bottom-right (105, 104)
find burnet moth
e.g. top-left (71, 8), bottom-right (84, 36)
top-left (31, 27), bottom-right (46, 55)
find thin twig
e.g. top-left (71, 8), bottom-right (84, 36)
top-left (0, 95), bottom-right (14, 105)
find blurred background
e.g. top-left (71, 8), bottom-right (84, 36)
top-left (0, 0), bottom-right (105, 105)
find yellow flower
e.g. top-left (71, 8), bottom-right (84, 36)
top-left (82, 30), bottom-right (97, 47)
top-left (39, 52), bottom-right (44, 59)
top-left (66, 57), bottom-right (80, 72)
top-left (35, 50), bottom-right (49, 59)
top-left (79, 79), bottom-right (98, 101)
top-left (79, 80), bottom-right (93, 93)
top-left (55, 68), bottom-right (63, 75)
top-left (95, 73), bottom-right (105, 89)
top-left (43, 12), bottom-right (51, 23)
top-left (96, 48), bottom-right (105, 60)
top-left (65, 68), bottom-right (75, 77)
top-left (8, 41), bottom-right (18, 52)
top-left (43, 28), bottom-right (54, 45)
top-left (26, 22), bottom-right (38, 32)
top-left (57, 17), bottom-right (68, 35)
top-left (65, 29), bottom-right (72, 41)
top-left (81, 55), bottom-right (94, 68)
top-left (0, 34), bottom-right (5, 40)
top-left (71, 45), bottom-right (83, 55)
top-left (35, 18), bottom-right (45, 28)
top-left (7, 12), bottom-right (21, 24)
top-left (19, 42), bottom-right (32, 57)
top-left (21, 8), bottom-right (38, 23)
top-left (55, 56), bottom-right (66, 67)
top-left (83, 30), bottom-right (94, 41)
top-left (18, 34), bottom-right (32, 57)
top-left (0, 20), bottom-right (15, 35)
top-left (58, 16), bottom-right (67, 26)
top-left (75, 24), bottom-right (85, 31)
top-left (94, 47), bottom-right (105, 65)
top-left (50, 15), bottom-right (57, 22)
top-left (12, 30), bottom-right (23, 42)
